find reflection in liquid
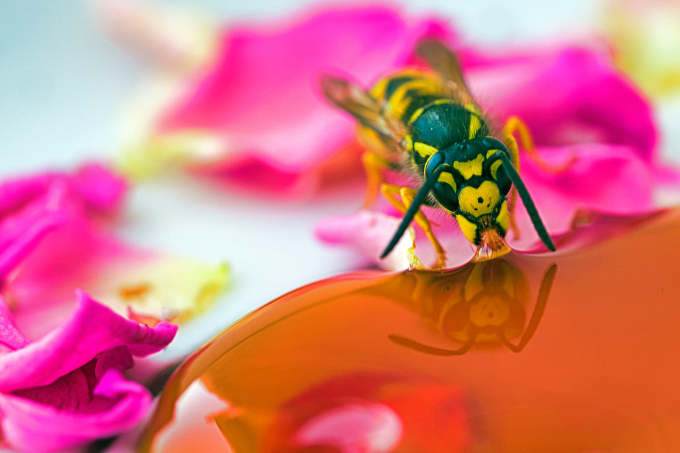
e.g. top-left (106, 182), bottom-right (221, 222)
top-left (141, 211), bottom-right (680, 452)
top-left (389, 260), bottom-right (557, 356)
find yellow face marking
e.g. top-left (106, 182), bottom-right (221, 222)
top-left (456, 215), bottom-right (478, 244)
top-left (414, 142), bottom-right (438, 159)
top-left (495, 200), bottom-right (509, 234)
top-left (458, 181), bottom-right (501, 217)
top-left (453, 154), bottom-right (484, 180)
top-left (468, 115), bottom-right (481, 139)
top-left (490, 159), bottom-right (502, 179)
top-left (438, 172), bottom-right (456, 192)
top-left (486, 149), bottom-right (499, 159)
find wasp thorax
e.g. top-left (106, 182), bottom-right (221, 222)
top-left (458, 181), bottom-right (500, 217)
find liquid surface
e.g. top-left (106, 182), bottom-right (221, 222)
top-left (141, 211), bottom-right (680, 453)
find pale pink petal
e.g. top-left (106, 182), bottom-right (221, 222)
top-left (316, 209), bottom-right (476, 270)
top-left (0, 369), bottom-right (152, 453)
top-left (315, 211), bottom-right (414, 271)
top-left (296, 403), bottom-right (403, 452)
top-left (0, 291), bottom-right (177, 392)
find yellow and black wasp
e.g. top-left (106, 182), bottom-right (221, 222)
top-left (322, 40), bottom-right (556, 267)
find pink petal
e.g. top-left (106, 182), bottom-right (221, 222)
top-left (0, 163), bottom-right (126, 281)
top-left (0, 291), bottom-right (177, 392)
top-left (0, 182), bottom-right (68, 281)
top-left (315, 210), bottom-right (475, 270)
top-left (467, 46), bottom-right (657, 159)
top-left (69, 163), bottom-right (128, 215)
top-left (508, 143), bottom-right (658, 250)
top-left (0, 369), bottom-right (152, 453)
top-left (157, 6), bottom-right (457, 195)
top-left (315, 210), bottom-right (414, 270)
top-left (296, 402), bottom-right (403, 452)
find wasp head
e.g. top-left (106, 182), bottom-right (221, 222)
top-left (428, 138), bottom-right (512, 258)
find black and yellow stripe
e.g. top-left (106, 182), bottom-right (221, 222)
top-left (363, 69), bottom-right (491, 181)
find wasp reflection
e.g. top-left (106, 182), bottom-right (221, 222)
top-left (389, 258), bottom-right (557, 355)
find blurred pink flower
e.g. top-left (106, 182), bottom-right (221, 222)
top-left (0, 164), bottom-right (228, 338)
top-left (317, 44), bottom-right (680, 269)
top-left (0, 290), bottom-right (176, 453)
top-left (0, 164), bottom-right (226, 451)
top-left (110, 4), bottom-right (458, 196)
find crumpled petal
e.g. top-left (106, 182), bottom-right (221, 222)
top-left (110, 4), bottom-right (457, 195)
top-left (0, 291), bottom-right (176, 453)
top-left (0, 291), bottom-right (176, 392)
top-left (0, 163), bottom-right (205, 452)
top-left (0, 369), bottom-right (151, 453)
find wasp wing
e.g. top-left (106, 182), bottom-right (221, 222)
top-left (321, 76), bottom-right (405, 143)
top-left (415, 39), bottom-right (473, 102)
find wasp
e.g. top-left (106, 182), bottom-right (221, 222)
top-left (322, 40), bottom-right (556, 267)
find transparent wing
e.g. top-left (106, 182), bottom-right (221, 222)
top-left (415, 39), bottom-right (474, 103)
top-left (321, 76), bottom-right (405, 143)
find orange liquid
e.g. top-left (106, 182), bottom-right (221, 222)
top-left (141, 211), bottom-right (680, 453)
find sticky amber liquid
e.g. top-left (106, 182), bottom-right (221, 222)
top-left (141, 211), bottom-right (680, 453)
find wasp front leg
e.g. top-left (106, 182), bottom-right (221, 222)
top-left (502, 116), bottom-right (576, 174)
top-left (380, 184), bottom-right (447, 269)
top-left (500, 116), bottom-right (574, 240)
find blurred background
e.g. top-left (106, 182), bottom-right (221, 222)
top-left (1, 0), bottom-right (678, 359)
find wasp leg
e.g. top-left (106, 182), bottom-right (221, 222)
top-left (500, 264), bottom-right (556, 352)
top-left (380, 184), bottom-right (447, 269)
top-left (502, 116), bottom-right (576, 174)
top-left (388, 333), bottom-right (477, 356)
top-left (501, 133), bottom-right (521, 239)
top-left (362, 151), bottom-right (393, 207)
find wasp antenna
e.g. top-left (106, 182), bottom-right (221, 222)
top-left (381, 166), bottom-right (445, 259)
top-left (496, 152), bottom-right (556, 252)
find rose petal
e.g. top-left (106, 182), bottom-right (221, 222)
top-left (0, 291), bottom-right (177, 392)
top-left (117, 5), bottom-right (457, 195)
top-left (467, 46), bottom-right (657, 159)
top-left (0, 369), bottom-right (153, 453)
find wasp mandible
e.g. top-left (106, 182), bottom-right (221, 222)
top-left (322, 40), bottom-right (556, 267)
